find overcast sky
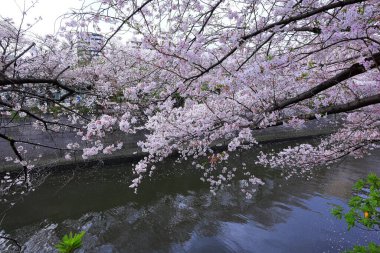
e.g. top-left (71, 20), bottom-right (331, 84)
top-left (1, 0), bottom-right (82, 35)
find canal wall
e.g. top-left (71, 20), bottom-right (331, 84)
top-left (0, 116), bottom-right (341, 172)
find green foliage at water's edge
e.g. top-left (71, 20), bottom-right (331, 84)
top-left (331, 173), bottom-right (380, 253)
top-left (55, 231), bottom-right (85, 253)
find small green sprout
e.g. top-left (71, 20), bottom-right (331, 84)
top-left (55, 231), bottom-right (86, 253)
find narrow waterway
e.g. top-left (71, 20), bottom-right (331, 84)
top-left (1, 141), bottom-right (380, 253)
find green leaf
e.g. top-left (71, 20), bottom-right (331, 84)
top-left (367, 173), bottom-right (379, 186)
top-left (345, 242), bottom-right (380, 253)
top-left (344, 211), bottom-right (356, 230)
top-left (353, 179), bottom-right (365, 191)
top-left (332, 173), bottom-right (380, 251)
top-left (331, 206), bottom-right (343, 219)
top-left (54, 231), bottom-right (86, 253)
top-left (201, 83), bottom-right (209, 91)
top-left (308, 61), bottom-right (315, 68)
top-left (348, 196), bottom-right (362, 208)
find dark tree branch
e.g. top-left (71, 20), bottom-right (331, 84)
top-left (241, 0), bottom-right (365, 41)
top-left (273, 52), bottom-right (380, 111)
top-left (1, 43), bottom-right (35, 72)
top-left (0, 100), bottom-right (81, 130)
top-left (307, 93), bottom-right (380, 119)
top-left (236, 33), bottom-right (275, 71)
top-left (197, 0), bottom-right (223, 35)
top-left (0, 132), bottom-right (28, 183)
top-left (55, 66), bottom-right (70, 79)
top-left (293, 26), bottom-right (321, 34)
top-left (0, 235), bottom-right (22, 252)
top-left (99, 0), bottom-right (154, 51)
top-left (257, 93), bottom-right (380, 129)
top-left (4, 88), bottom-right (90, 120)
top-left (0, 132), bottom-right (75, 151)
top-left (0, 77), bottom-right (75, 93)
top-left (187, 0), bottom-right (366, 81)
top-left (0, 72), bottom-right (78, 101)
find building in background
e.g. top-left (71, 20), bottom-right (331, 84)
top-left (77, 32), bottom-right (104, 63)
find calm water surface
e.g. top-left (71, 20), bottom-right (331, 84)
top-left (1, 142), bottom-right (380, 253)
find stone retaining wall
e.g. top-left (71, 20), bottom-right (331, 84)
top-left (0, 117), bottom-right (340, 172)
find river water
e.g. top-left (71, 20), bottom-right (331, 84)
top-left (1, 141), bottom-right (380, 253)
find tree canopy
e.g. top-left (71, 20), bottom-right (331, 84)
top-left (0, 0), bottom-right (379, 197)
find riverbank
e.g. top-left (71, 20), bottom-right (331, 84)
top-left (0, 117), bottom-right (339, 172)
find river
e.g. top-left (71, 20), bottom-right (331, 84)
top-left (1, 140), bottom-right (380, 252)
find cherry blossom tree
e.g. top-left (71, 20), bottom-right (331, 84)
top-left (1, 0), bottom-right (379, 198)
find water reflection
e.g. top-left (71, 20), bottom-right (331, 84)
top-left (1, 145), bottom-right (380, 253)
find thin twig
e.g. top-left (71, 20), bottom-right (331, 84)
top-left (2, 43), bottom-right (35, 72)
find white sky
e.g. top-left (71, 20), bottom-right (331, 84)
top-left (1, 0), bottom-right (83, 35)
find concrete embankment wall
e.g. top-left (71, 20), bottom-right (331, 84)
top-left (0, 117), bottom-right (340, 172)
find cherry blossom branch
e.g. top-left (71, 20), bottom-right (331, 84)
top-left (0, 132), bottom-right (74, 151)
top-left (293, 26), bottom-right (321, 34)
top-left (187, 0), bottom-right (367, 81)
top-left (273, 52), bottom-right (380, 111)
top-left (306, 93), bottom-right (380, 120)
top-left (0, 100), bottom-right (82, 130)
top-left (99, 0), bottom-right (154, 51)
top-left (189, 0), bottom-right (224, 45)
top-left (0, 133), bottom-right (28, 183)
top-left (0, 235), bottom-right (21, 252)
top-left (0, 77), bottom-right (74, 92)
top-left (255, 93), bottom-right (380, 129)
top-left (236, 32), bottom-right (275, 71)
top-left (1, 42), bottom-right (35, 72)
top-left (3, 88), bottom-right (90, 121)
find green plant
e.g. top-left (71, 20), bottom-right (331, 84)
top-left (55, 231), bottom-right (86, 253)
top-left (331, 173), bottom-right (380, 230)
top-left (344, 243), bottom-right (380, 253)
top-left (331, 173), bottom-right (380, 252)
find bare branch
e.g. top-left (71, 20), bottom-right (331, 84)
top-left (293, 26), bottom-right (321, 34)
top-left (54, 66), bottom-right (70, 79)
top-left (99, 0), bottom-right (154, 51)
top-left (0, 132), bottom-right (28, 183)
top-left (1, 42), bottom-right (35, 72)
top-left (0, 235), bottom-right (21, 252)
